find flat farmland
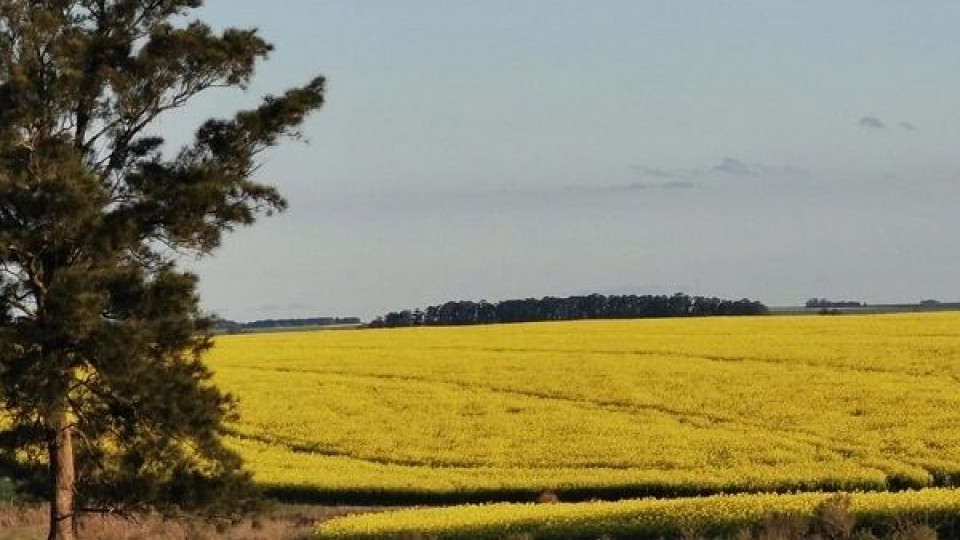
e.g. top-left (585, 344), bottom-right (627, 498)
top-left (207, 312), bottom-right (960, 504)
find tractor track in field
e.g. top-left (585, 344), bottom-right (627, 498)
top-left (228, 364), bottom-right (941, 487)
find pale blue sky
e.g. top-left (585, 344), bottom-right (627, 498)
top-left (176, 1), bottom-right (960, 320)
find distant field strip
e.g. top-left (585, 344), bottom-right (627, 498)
top-left (206, 313), bottom-right (960, 503)
top-left (315, 488), bottom-right (960, 540)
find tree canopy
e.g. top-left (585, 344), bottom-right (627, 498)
top-left (370, 293), bottom-right (769, 328)
top-left (0, 1), bottom-right (324, 538)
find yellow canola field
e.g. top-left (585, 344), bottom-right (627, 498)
top-left (315, 488), bottom-right (960, 539)
top-left (206, 312), bottom-right (960, 501)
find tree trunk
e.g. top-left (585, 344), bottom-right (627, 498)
top-left (47, 407), bottom-right (76, 540)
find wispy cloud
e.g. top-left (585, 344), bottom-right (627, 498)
top-left (628, 165), bottom-right (696, 181)
top-left (622, 181), bottom-right (696, 191)
top-left (858, 116), bottom-right (918, 131)
top-left (712, 157), bottom-right (756, 176)
top-left (581, 180), bottom-right (697, 194)
top-left (631, 158), bottom-right (809, 183)
top-left (859, 116), bottom-right (886, 129)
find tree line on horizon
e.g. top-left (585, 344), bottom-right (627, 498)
top-left (215, 316), bottom-right (362, 333)
top-left (804, 298), bottom-right (867, 309)
top-left (369, 293), bottom-right (768, 328)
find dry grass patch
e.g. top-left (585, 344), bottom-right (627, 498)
top-left (0, 503), bottom-right (380, 540)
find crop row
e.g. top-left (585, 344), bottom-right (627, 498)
top-left (315, 488), bottom-right (960, 539)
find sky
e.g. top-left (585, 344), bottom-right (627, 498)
top-left (169, 1), bottom-right (960, 321)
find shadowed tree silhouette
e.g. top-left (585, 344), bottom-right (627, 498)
top-left (0, 2), bottom-right (325, 538)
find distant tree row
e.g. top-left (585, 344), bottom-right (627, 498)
top-left (369, 293), bottom-right (768, 328)
top-left (805, 298), bottom-right (867, 309)
top-left (216, 317), bottom-right (362, 333)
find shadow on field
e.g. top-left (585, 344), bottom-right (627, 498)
top-left (264, 475), bottom-right (913, 506)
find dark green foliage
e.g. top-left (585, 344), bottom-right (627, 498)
top-left (0, 0), bottom-right (324, 529)
top-left (371, 293), bottom-right (769, 328)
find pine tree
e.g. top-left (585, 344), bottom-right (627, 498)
top-left (0, 2), bottom-right (325, 538)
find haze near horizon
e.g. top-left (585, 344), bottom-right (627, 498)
top-left (178, 1), bottom-right (960, 321)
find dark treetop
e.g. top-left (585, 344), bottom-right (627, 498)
top-left (371, 293), bottom-right (768, 328)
